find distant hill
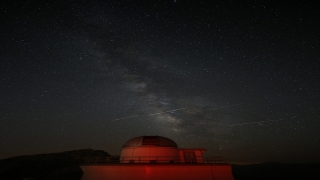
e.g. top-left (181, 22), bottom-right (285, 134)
top-left (232, 162), bottom-right (320, 180)
top-left (0, 149), bottom-right (110, 180)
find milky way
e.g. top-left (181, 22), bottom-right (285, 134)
top-left (1, 0), bottom-right (319, 164)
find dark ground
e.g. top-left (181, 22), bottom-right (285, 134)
top-left (1, 150), bottom-right (319, 180)
top-left (232, 162), bottom-right (320, 180)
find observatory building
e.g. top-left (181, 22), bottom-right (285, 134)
top-left (81, 135), bottom-right (234, 180)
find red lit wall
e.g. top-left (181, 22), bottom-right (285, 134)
top-left (178, 149), bottom-right (206, 163)
top-left (81, 164), bottom-right (234, 180)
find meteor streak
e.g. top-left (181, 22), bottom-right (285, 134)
top-left (189, 103), bottom-right (245, 113)
top-left (147, 108), bottom-right (187, 116)
top-left (111, 102), bottom-right (245, 121)
top-left (229, 119), bottom-right (284, 126)
top-left (111, 115), bottom-right (140, 121)
top-left (111, 108), bottom-right (186, 121)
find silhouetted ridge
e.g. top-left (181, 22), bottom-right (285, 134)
top-left (0, 149), bottom-right (110, 180)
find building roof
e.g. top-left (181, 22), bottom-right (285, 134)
top-left (122, 136), bottom-right (178, 148)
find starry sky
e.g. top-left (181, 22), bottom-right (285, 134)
top-left (1, 0), bottom-right (319, 164)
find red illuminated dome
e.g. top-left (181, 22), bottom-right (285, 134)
top-left (120, 135), bottom-right (180, 163)
top-left (122, 135), bottom-right (178, 148)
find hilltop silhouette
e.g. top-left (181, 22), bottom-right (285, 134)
top-left (0, 149), bottom-right (110, 180)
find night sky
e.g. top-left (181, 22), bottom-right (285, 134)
top-left (1, 0), bottom-right (319, 164)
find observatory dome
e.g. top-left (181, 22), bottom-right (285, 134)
top-left (122, 135), bottom-right (178, 148)
top-left (120, 136), bottom-right (180, 163)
